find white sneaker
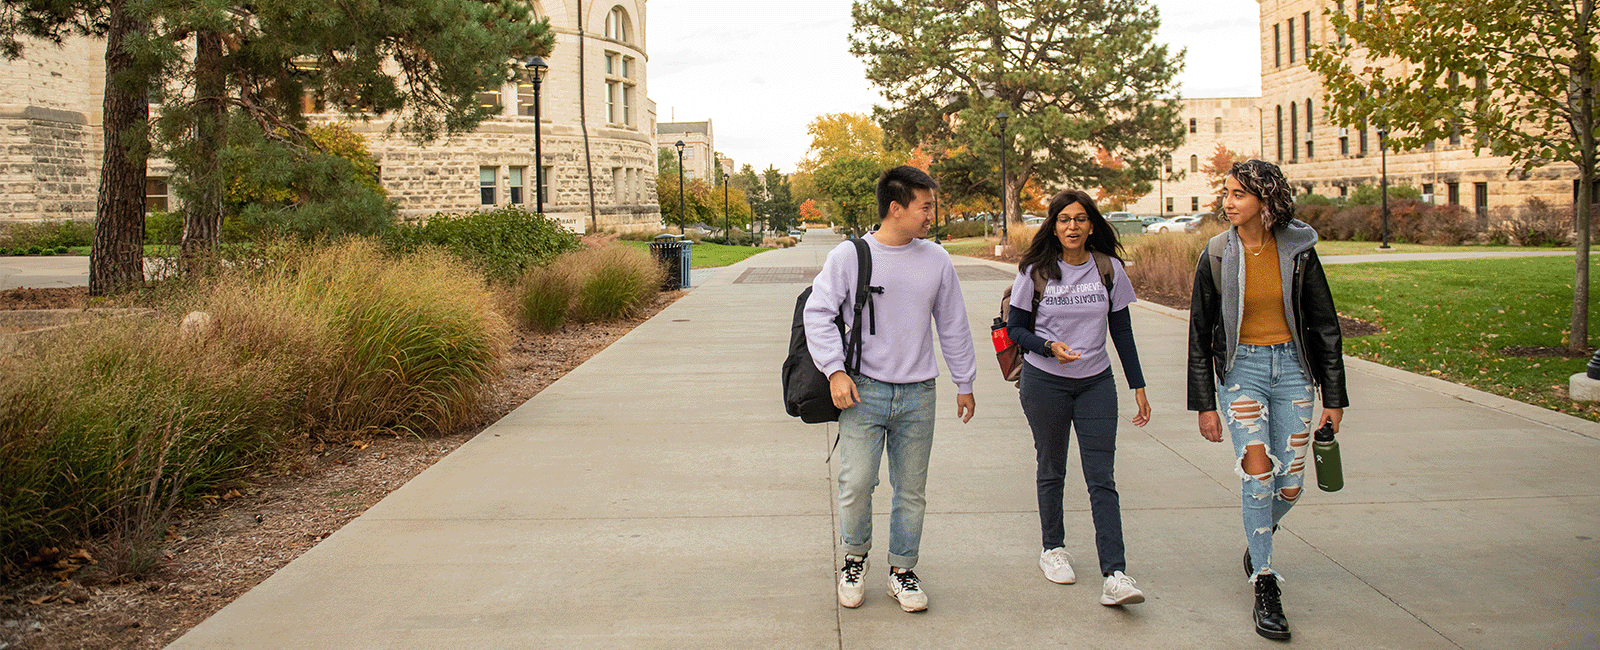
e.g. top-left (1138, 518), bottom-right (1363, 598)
top-left (887, 568), bottom-right (928, 612)
top-left (1100, 570), bottom-right (1145, 606)
top-left (837, 555), bottom-right (867, 608)
top-left (1039, 547), bottom-right (1076, 584)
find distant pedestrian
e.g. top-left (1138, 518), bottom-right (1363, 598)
top-left (804, 165), bottom-right (977, 613)
top-left (1187, 160), bottom-right (1349, 640)
top-left (1005, 189), bottom-right (1151, 607)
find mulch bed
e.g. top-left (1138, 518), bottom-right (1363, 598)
top-left (0, 287), bottom-right (89, 310)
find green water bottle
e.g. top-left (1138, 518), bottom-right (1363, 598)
top-left (1313, 422), bottom-right (1344, 492)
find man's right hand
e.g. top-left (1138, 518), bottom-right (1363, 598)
top-left (829, 371), bottom-right (860, 410)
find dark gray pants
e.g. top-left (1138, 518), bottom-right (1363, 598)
top-left (1018, 363), bottom-right (1125, 576)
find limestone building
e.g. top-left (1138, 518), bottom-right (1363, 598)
top-left (654, 120), bottom-right (716, 182)
top-left (1258, 0), bottom-right (1580, 223)
top-left (1123, 97), bottom-right (1262, 217)
top-left (0, 0), bottom-right (663, 233)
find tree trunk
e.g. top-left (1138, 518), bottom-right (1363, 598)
top-left (1571, 0), bottom-right (1595, 353)
top-left (180, 30), bottom-right (225, 277)
top-left (89, 0), bottom-right (150, 296)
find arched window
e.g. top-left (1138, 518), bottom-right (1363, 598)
top-left (604, 6), bottom-right (631, 43)
top-left (1190, 154), bottom-right (1198, 173)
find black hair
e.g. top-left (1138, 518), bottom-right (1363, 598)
top-left (876, 165), bottom-right (939, 222)
top-left (1227, 159), bottom-right (1295, 230)
top-left (1017, 189), bottom-right (1126, 281)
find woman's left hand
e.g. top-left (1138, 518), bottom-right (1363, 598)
top-left (1319, 407), bottom-right (1343, 433)
top-left (1130, 387), bottom-right (1151, 427)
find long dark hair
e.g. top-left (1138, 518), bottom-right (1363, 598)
top-left (1228, 159), bottom-right (1295, 230)
top-left (1017, 189), bottom-right (1125, 281)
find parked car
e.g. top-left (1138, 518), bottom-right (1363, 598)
top-left (788, 229), bottom-right (804, 238)
top-left (1145, 215), bottom-right (1203, 233)
top-left (1022, 216), bottom-right (1046, 226)
top-left (1140, 215), bottom-right (1167, 227)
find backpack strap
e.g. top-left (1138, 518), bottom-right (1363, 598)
top-left (1206, 231), bottom-right (1228, 293)
top-left (1090, 251), bottom-right (1115, 311)
top-left (843, 238), bottom-right (880, 375)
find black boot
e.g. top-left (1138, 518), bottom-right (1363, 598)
top-left (1244, 548), bottom-right (1253, 577)
top-left (1253, 575), bottom-right (1291, 640)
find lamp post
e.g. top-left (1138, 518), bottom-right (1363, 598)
top-left (1378, 127), bottom-right (1392, 249)
top-left (997, 111), bottom-right (1009, 249)
top-left (675, 140), bottom-right (686, 235)
top-left (521, 56), bottom-right (548, 214)
top-left (722, 172), bottom-right (730, 244)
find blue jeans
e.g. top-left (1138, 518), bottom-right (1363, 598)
top-left (1221, 342), bottom-right (1315, 578)
top-left (1018, 365), bottom-right (1125, 575)
top-left (836, 375), bottom-right (937, 570)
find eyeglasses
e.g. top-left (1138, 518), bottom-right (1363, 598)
top-left (1057, 216), bottom-right (1090, 225)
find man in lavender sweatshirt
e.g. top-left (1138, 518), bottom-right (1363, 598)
top-left (803, 165), bottom-right (978, 613)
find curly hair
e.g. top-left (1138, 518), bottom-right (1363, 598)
top-left (1227, 159), bottom-right (1295, 230)
top-left (1017, 189), bottom-right (1126, 282)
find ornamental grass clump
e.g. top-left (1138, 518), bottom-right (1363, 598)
top-left (0, 311), bottom-right (300, 570)
top-left (272, 239), bottom-right (509, 436)
top-left (566, 244), bottom-right (665, 323)
top-left (516, 263), bottom-right (577, 332)
top-left (1124, 222), bottom-right (1223, 299)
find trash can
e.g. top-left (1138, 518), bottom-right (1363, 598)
top-left (649, 234), bottom-right (693, 290)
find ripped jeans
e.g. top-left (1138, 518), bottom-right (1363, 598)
top-left (1221, 342), bottom-right (1315, 578)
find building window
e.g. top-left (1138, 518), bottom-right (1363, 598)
top-left (518, 81), bottom-right (539, 116)
top-left (1474, 182), bottom-right (1489, 220)
top-left (1288, 17), bottom-right (1296, 64)
top-left (1165, 197), bottom-right (1174, 213)
top-left (1191, 197), bottom-right (1200, 212)
top-left (1423, 183), bottom-right (1435, 203)
top-left (606, 81), bottom-right (619, 123)
top-left (1575, 180), bottom-right (1600, 205)
top-left (605, 6), bottom-right (631, 43)
top-left (1190, 154), bottom-right (1198, 173)
top-left (1356, 0), bottom-right (1365, 22)
top-left (1275, 105), bottom-right (1284, 162)
top-left (476, 89), bottom-right (502, 111)
top-left (480, 166), bottom-right (497, 205)
top-left (541, 166), bottom-right (553, 206)
top-left (145, 177), bottom-right (169, 213)
top-left (1274, 24), bottom-right (1281, 68)
top-left (1304, 98), bottom-right (1314, 159)
top-left (1303, 12), bottom-right (1312, 60)
top-left (1336, 2), bottom-right (1347, 46)
top-left (605, 52), bottom-right (616, 75)
top-left (1447, 182), bottom-right (1460, 205)
top-left (1359, 128), bottom-right (1369, 156)
top-left (509, 166), bottom-right (526, 205)
top-left (1340, 132), bottom-right (1349, 156)
top-left (622, 85), bottom-right (635, 126)
top-left (684, 148), bottom-right (694, 160)
top-left (1189, 117), bottom-right (1197, 133)
top-left (1164, 154), bottom-right (1173, 173)
top-left (1214, 117), bottom-right (1223, 134)
top-left (1290, 102), bottom-right (1299, 162)
top-left (1338, 185), bottom-right (1349, 198)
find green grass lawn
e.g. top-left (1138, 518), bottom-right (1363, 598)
top-left (617, 239), bottom-right (769, 269)
top-left (1314, 240), bottom-right (1570, 256)
top-left (1327, 255), bottom-right (1599, 422)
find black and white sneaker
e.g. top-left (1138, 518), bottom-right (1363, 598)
top-left (887, 568), bottom-right (928, 612)
top-left (837, 555), bottom-right (867, 608)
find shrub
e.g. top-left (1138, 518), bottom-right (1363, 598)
top-left (944, 220), bottom-right (988, 238)
top-left (54, 246), bottom-right (69, 255)
top-left (763, 236), bottom-right (797, 248)
top-left (1125, 224), bottom-right (1219, 298)
top-left (0, 248), bottom-right (9, 255)
top-left (1295, 193), bottom-right (1338, 207)
top-left (566, 245), bottom-right (664, 322)
top-left (385, 206), bottom-right (581, 282)
top-left (516, 264), bottom-right (577, 332)
top-left (1, 219), bottom-right (94, 250)
top-left (145, 211), bottom-right (184, 246)
top-left (25, 245), bottom-right (43, 255)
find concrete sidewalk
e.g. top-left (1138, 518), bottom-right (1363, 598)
top-left (169, 229), bottom-right (1600, 649)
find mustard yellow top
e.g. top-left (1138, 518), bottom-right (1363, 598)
top-left (1239, 237), bottom-right (1293, 345)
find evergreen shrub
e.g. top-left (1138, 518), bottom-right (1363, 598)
top-left (386, 206), bottom-right (581, 282)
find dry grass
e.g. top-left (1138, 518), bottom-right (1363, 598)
top-left (1123, 223), bottom-right (1225, 298)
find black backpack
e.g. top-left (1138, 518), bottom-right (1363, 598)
top-left (782, 239), bottom-right (878, 423)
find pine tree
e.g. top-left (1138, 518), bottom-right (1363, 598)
top-left (851, 0), bottom-right (1186, 231)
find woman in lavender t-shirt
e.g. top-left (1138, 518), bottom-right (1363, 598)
top-left (1004, 189), bottom-right (1151, 606)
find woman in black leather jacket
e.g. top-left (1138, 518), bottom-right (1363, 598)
top-left (1187, 160), bottom-right (1348, 641)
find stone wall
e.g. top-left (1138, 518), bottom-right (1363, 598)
top-left (0, 106), bottom-right (100, 223)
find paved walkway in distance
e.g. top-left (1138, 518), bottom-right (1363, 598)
top-left (161, 229), bottom-right (1599, 649)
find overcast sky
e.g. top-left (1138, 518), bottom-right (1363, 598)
top-left (645, 0), bottom-right (1261, 174)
